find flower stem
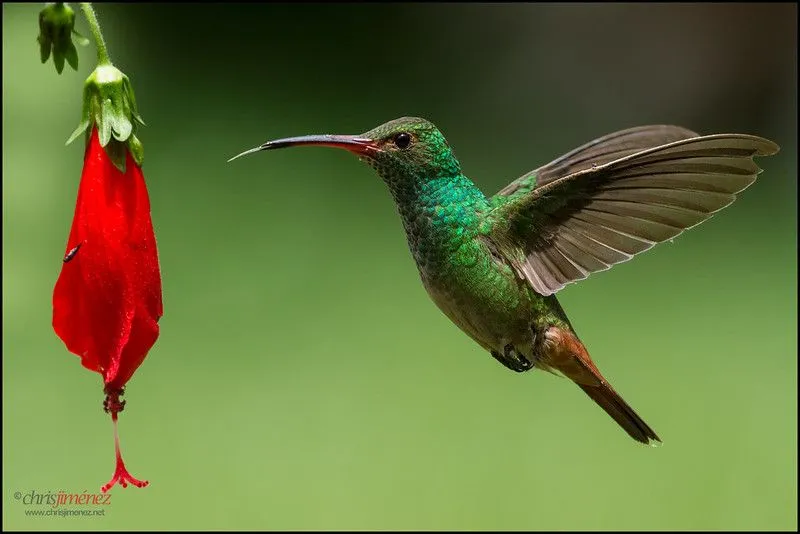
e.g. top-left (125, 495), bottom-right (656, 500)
top-left (79, 3), bottom-right (111, 66)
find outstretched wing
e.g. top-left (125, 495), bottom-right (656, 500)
top-left (495, 125), bottom-right (701, 200)
top-left (486, 132), bottom-right (780, 296)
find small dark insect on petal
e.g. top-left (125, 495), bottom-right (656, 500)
top-left (63, 242), bottom-right (83, 263)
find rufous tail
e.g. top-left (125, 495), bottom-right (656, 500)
top-left (546, 326), bottom-right (661, 445)
top-left (577, 382), bottom-right (660, 445)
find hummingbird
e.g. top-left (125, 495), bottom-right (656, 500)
top-left (230, 118), bottom-right (779, 445)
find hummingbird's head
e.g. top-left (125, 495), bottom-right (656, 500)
top-left (228, 117), bottom-right (462, 190)
top-left (356, 117), bottom-right (461, 180)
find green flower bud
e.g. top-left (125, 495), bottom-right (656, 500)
top-left (37, 3), bottom-right (89, 74)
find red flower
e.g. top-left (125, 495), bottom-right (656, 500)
top-left (53, 127), bottom-right (163, 492)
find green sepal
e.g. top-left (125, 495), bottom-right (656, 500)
top-left (65, 119), bottom-right (89, 146)
top-left (37, 3), bottom-right (82, 74)
top-left (67, 64), bottom-right (147, 169)
top-left (109, 98), bottom-right (133, 142)
top-left (105, 139), bottom-right (128, 174)
top-left (71, 29), bottom-right (90, 47)
top-left (64, 40), bottom-right (78, 71)
top-left (128, 134), bottom-right (144, 167)
top-left (38, 34), bottom-right (52, 63)
top-left (122, 77), bottom-right (146, 126)
top-left (98, 98), bottom-right (113, 146)
top-left (65, 92), bottom-right (91, 146)
top-left (53, 48), bottom-right (66, 74)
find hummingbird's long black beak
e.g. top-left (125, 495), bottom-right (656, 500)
top-left (227, 135), bottom-right (377, 162)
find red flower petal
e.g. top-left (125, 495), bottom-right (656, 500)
top-left (53, 127), bottom-right (163, 390)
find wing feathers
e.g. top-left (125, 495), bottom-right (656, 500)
top-left (602, 173), bottom-right (755, 194)
top-left (495, 125), bottom-right (700, 197)
top-left (568, 216), bottom-right (655, 254)
top-left (587, 199), bottom-right (710, 231)
top-left (593, 188), bottom-right (735, 213)
top-left (557, 224), bottom-right (632, 266)
top-left (489, 131), bottom-right (779, 296)
top-left (552, 236), bottom-right (610, 274)
top-left (577, 208), bottom-right (678, 243)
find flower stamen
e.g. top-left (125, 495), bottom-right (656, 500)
top-left (101, 388), bottom-right (148, 493)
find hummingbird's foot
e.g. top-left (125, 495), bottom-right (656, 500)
top-left (490, 344), bottom-right (534, 373)
top-left (506, 343), bottom-right (535, 371)
top-left (514, 353), bottom-right (535, 372)
top-left (490, 349), bottom-right (518, 372)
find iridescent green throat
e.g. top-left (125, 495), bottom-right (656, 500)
top-left (367, 159), bottom-right (491, 270)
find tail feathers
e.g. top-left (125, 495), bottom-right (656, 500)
top-left (545, 326), bottom-right (660, 445)
top-left (578, 383), bottom-right (661, 445)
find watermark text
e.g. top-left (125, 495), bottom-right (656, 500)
top-left (12, 490), bottom-right (111, 518)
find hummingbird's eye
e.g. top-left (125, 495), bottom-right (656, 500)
top-left (393, 132), bottom-right (412, 149)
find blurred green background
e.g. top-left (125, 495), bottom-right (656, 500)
top-left (3, 3), bottom-right (796, 530)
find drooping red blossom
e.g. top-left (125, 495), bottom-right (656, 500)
top-left (53, 127), bottom-right (162, 492)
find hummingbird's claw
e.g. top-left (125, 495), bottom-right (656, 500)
top-left (490, 344), bottom-right (534, 373)
top-left (506, 343), bottom-right (534, 372)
